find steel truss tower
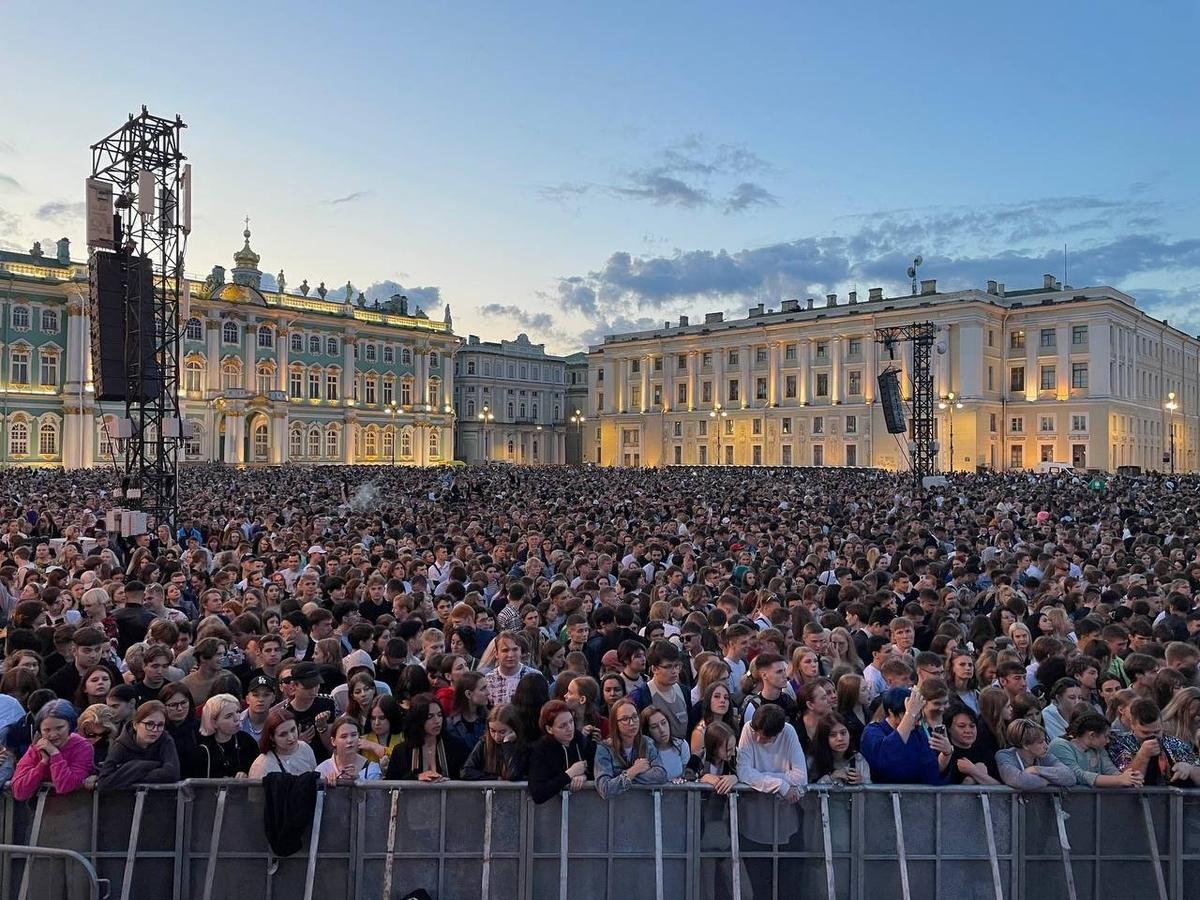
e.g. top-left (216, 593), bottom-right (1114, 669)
top-left (90, 108), bottom-right (187, 525)
top-left (875, 322), bottom-right (937, 493)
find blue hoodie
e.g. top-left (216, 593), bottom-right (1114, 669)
top-left (860, 720), bottom-right (945, 785)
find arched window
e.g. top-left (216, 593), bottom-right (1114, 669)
top-left (290, 332), bottom-right (303, 353)
top-left (185, 318), bottom-right (203, 341)
top-left (308, 335), bottom-right (321, 355)
top-left (383, 427), bottom-right (394, 459)
top-left (184, 359), bottom-right (203, 393)
top-left (427, 377), bottom-right (440, 409)
top-left (325, 426), bottom-right (339, 458)
top-left (9, 421), bottom-right (28, 456)
top-left (10, 306), bottom-right (29, 330)
top-left (364, 427), bottom-right (378, 457)
top-left (467, 400), bottom-right (476, 418)
top-left (400, 427), bottom-right (413, 458)
top-left (400, 378), bottom-right (413, 407)
top-left (429, 351), bottom-right (439, 368)
top-left (221, 359), bottom-right (241, 390)
top-left (253, 421), bottom-right (269, 460)
top-left (326, 368), bottom-right (340, 401)
top-left (184, 420), bottom-right (203, 458)
top-left (401, 347), bottom-right (412, 365)
top-left (222, 321), bottom-right (239, 344)
top-left (306, 427), bottom-right (321, 458)
top-left (38, 420), bottom-right (57, 456)
top-left (507, 402), bottom-right (514, 419)
top-left (289, 426), bottom-right (303, 459)
top-left (326, 337), bottom-right (339, 356)
top-left (428, 427), bottom-right (440, 459)
top-left (38, 349), bottom-right (59, 388)
top-left (257, 324), bottom-right (273, 348)
top-left (308, 368), bottom-right (321, 400)
top-left (40, 310), bottom-right (59, 332)
top-left (519, 403), bottom-right (527, 419)
top-left (256, 363), bottom-right (274, 395)
top-left (10, 347), bottom-right (29, 385)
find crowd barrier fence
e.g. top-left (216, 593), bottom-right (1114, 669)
top-left (1, 781), bottom-right (1198, 900)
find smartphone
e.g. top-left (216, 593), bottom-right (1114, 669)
top-left (932, 724), bottom-right (947, 737)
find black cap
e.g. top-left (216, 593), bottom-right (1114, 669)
top-left (247, 674), bottom-right (277, 694)
top-left (286, 662), bottom-right (321, 685)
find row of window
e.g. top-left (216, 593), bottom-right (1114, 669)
top-left (461, 399), bottom-right (561, 421)
top-left (1009, 326), bottom-right (1089, 350)
top-left (460, 358), bottom-right (563, 383)
top-left (620, 443), bottom-right (865, 468)
top-left (995, 413), bottom-right (1089, 434)
top-left (183, 319), bottom-right (440, 368)
top-left (1008, 363), bottom-right (1089, 392)
top-left (7, 347), bottom-right (58, 388)
top-left (171, 422), bottom-right (442, 461)
top-left (6, 307), bottom-right (59, 333)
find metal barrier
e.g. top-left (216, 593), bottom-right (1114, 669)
top-left (2, 782), bottom-right (1197, 900)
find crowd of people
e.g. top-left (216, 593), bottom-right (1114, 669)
top-left (1, 460), bottom-right (1198, 837)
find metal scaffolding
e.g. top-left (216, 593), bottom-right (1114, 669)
top-left (875, 322), bottom-right (936, 492)
top-left (89, 107), bottom-right (188, 525)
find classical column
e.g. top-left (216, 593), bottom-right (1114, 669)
top-left (662, 351), bottom-right (674, 411)
top-left (557, 431), bottom-right (565, 464)
top-left (63, 298), bottom-right (89, 469)
top-left (275, 324), bottom-right (290, 393)
top-left (713, 348), bottom-right (724, 406)
top-left (831, 337), bottom-right (843, 405)
top-left (343, 413), bottom-right (357, 463)
top-left (614, 359), bottom-right (626, 414)
top-left (767, 341), bottom-right (780, 407)
top-left (442, 343), bottom-right (456, 412)
top-left (958, 322), bottom-right (983, 398)
top-left (1025, 327), bottom-right (1038, 402)
top-left (640, 355), bottom-right (650, 413)
top-left (740, 344), bottom-right (751, 408)
top-left (342, 334), bottom-right (357, 406)
top-left (243, 315), bottom-right (256, 393)
top-left (205, 319), bottom-right (221, 394)
top-left (798, 339), bottom-right (810, 405)
top-left (1091, 321), bottom-right (1111, 397)
top-left (271, 414), bottom-right (287, 464)
top-left (226, 412), bottom-right (244, 465)
top-left (863, 333), bottom-right (876, 403)
top-left (1056, 323), bottom-right (1070, 401)
top-left (686, 350), bottom-right (698, 411)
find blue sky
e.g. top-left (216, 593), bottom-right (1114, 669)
top-left (1, 1), bottom-right (1197, 351)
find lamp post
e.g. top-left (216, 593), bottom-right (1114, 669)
top-left (477, 404), bottom-right (494, 462)
top-left (535, 424), bottom-right (543, 465)
top-left (937, 392), bottom-right (964, 472)
top-left (709, 402), bottom-right (729, 465)
top-left (570, 409), bottom-right (585, 465)
top-left (1166, 391), bottom-right (1178, 474)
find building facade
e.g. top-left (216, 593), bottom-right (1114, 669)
top-left (587, 277), bottom-right (1200, 474)
top-left (0, 230), bottom-right (459, 468)
top-left (453, 333), bottom-right (568, 463)
top-left (563, 352), bottom-right (589, 464)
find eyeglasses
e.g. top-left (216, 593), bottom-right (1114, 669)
top-left (139, 720), bottom-right (166, 731)
top-left (616, 715), bottom-right (639, 725)
top-left (165, 700), bottom-right (191, 709)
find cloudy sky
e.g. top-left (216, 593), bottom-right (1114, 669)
top-left (1, 2), bottom-right (1197, 352)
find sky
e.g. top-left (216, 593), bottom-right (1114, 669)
top-left (1, 1), bottom-right (1198, 353)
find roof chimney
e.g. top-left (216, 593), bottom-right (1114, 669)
top-left (868, 287), bottom-right (883, 302)
top-left (1043, 274), bottom-right (1056, 289)
top-left (920, 279), bottom-right (936, 295)
top-left (678, 315), bottom-right (689, 327)
top-left (805, 298), bottom-right (815, 309)
top-left (55, 238), bottom-right (70, 265)
top-left (848, 291), bottom-right (857, 305)
top-left (704, 312), bottom-right (724, 324)
top-left (748, 303), bottom-right (765, 318)
top-left (996, 283), bottom-right (1005, 297)
top-left (986, 280), bottom-right (998, 295)
top-left (780, 299), bottom-right (799, 312)
top-left (826, 293), bottom-right (837, 307)
top-left (1053, 280), bottom-right (1062, 290)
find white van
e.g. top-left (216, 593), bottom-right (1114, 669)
top-left (1034, 461), bottom-right (1080, 476)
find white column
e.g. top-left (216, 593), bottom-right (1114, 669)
top-left (1025, 326), bottom-right (1038, 402)
top-left (226, 413), bottom-right (244, 464)
top-left (272, 414), bottom-right (286, 464)
top-left (798, 339), bottom-right (810, 405)
top-left (615, 358), bottom-right (626, 414)
top-left (686, 351), bottom-right (697, 411)
top-left (343, 415), bottom-right (356, 463)
top-left (276, 324), bottom-right (290, 393)
top-left (958, 322), bottom-right (983, 398)
top-left (831, 337), bottom-right (843, 404)
top-left (640, 355), bottom-right (650, 413)
top-left (442, 344), bottom-right (455, 412)
top-left (713, 349), bottom-right (724, 406)
top-left (863, 333), bottom-right (876, 404)
top-left (1056, 323), bottom-right (1070, 401)
top-left (767, 342), bottom-right (780, 407)
top-left (663, 352), bottom-right (674, 411)
top-left (206, 320), bottom-right (221, 394)
top-left (740, 344), bottom-right (751, 408)
top-left (342, 335), bottom-right (356, 406)
top-left (1091, 322), bottom-right (1111, 396)
top-left (243, 315), bottom-right (256, 392)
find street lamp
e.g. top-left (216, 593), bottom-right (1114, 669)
top-left (570, 409), bottom-right (585, 464)
top-left (477, 404), bottom-right (494, 462)
top-left (709, 402), bottom-right (729, 465)
top-left (387, 403), bottom-right (398, 466)
top-left (937, 392), bottom-right (964, 472)
top-left (535, 424), bottom-right (543, 465)
top-left (1166, 391), bottom-right (1178, 474)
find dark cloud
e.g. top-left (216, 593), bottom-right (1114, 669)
top-left (34, 200), bottom-right (85, 223)
top-left (477, 303), bottom-right (555, 332)
top-left (361, 279), bottom-right (442, 310)
top-left (0, 173), bottom-right (20, 192)
top-left (724, 182), bottom-right (778, 214)
top-left (611, 173), bottom-right (710, 209)
top-left (322, 191), bottom-right (369, 205)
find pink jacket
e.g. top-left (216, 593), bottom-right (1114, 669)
top-left (11, 733), bottom-right (94, 801)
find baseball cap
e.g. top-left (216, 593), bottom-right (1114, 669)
top-left (307, 545), bottom-right (327, 556)
top-left (247, 674), bottom-right (277, 694)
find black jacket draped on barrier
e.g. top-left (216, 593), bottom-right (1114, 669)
top-left (262, 770), bottom-right (320, 857)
